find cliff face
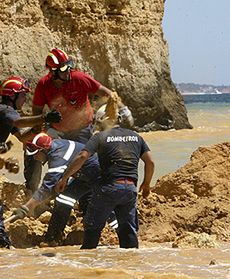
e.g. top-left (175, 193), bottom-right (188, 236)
top-left (0, 0), bottom-right (192, 130)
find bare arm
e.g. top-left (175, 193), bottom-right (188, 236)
top-left (24, 197), bottom-right (41, 215)
top-left (95, 85), bottom-right (112, 98)
top-left (13, 115), bottom-right (44, 128)
top-left (55, 150), bottom-right (91, 193)
top-left (139, 151), bottom-right (154, 198)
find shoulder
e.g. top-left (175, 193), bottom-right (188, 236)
top-left (0, 105), bottom-right (20, 119)
top-left (71, 70), bottom-right (99, 84)
top-left (71, 70), bottom-right (87, 79)
top-left (37, 73), bottom-right (52, 86)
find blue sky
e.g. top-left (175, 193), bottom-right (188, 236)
top-left (163, 1), bottom-right (230, 85)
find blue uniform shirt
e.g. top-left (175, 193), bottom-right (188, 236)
top-left (33, 139), bottom-right (99, 202)
top-left (0, 104), bottom-right (20, 142)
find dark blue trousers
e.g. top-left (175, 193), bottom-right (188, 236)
top-left (0, 203), bottom-right (11, 248)
top-left (45, 178), bottom-right (94, 242)
top-left (81, 182), bottom-right (138, 249)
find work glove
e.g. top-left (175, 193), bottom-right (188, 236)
top-left (119, 106), bottom-right (134, 128)
top-left (11, 205), bottom-right (29, 222)
top-left (44, 109), bottom-right (62, 123)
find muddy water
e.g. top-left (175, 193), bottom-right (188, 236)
top-left (2, 104), bottom-right (230, 186)
top-left (1, 103), bottom-right (230, 278)
top-left (1, 243), bottom-right (230, 279)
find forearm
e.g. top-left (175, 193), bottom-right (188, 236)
top-left (142, 161), bottom-right (154, 185)
top-left (24, 198), bottom-right (41, 214)
top-left (14, 115), bottom-right (44, 128)
top-left (62, 153), bottom-right (87, 182)
top-left (95, 85), bottom-right (112, 98)
top-left (32, 186), bottom-right (53, 203)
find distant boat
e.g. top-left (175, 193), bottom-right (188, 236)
top-left (214, 89), bottom-right (222, 94)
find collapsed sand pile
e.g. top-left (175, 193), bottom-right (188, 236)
top-left (1, 142), bottom-right (229, 248)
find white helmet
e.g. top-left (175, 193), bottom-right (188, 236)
top-left (94, 104), bottom-right (108, 122)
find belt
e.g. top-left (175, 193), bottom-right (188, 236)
top-left (115, 178), bottom-right (135, 185)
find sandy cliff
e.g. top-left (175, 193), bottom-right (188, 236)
top-left (0, 0), bottom-right (191, 130)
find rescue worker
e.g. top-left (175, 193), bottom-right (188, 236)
top-left (11, 132), bottom-right (117, 245)
top-left (0, 202), bottom-right (11, 248)
top-left (27, 48), bottom-right (133, 191)
top-left (0, 75), bottom-right (61, 191)
top-left (0, 76), bottom-right (62, 151)
top-left (55, 105), bottom-right (154, 249)
top-left (32, 47), bottom-right (115, 140)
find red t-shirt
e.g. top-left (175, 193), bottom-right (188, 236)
top-left (33, 70), bottom-right (101, 132)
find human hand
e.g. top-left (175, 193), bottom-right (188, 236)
top-left (11, 205), bottom-right (29, 222)
top-left (139, 183), bottom-right (150, 199)
top-left (44, 109), bottom-right (62, 123)
top-left (55, 178), bottom-right (67, 193)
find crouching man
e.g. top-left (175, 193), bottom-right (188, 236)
top-left (56, 104), bottom-right (154, 249)
top-left (10, 132), bottom-right (101, 244)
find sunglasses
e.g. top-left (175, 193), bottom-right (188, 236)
top-left (51, 65), bottom-right (69, 72)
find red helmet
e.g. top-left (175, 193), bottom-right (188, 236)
top-left (26, 132), bottom-right (52, 155)
top-left (0, 76), bottom-right (30, 97)
top-left (46, 48), bottom-right (73, 71)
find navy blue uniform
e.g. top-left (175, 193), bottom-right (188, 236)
top-left (31, 138), bottom-right (100, 242)
top-left (81, 126), bottom-right (150, 249)
top-left (0, 104), bottom-right (20, 143)
top-left (0, 202), bottom-right (11, 248)
top-left (25, 124), bottom-right (93, 192)
top-left (0, 104), bottom-right (42, 191)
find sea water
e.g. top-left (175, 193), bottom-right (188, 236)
top-left (139, 93), bottom-right (230, 185)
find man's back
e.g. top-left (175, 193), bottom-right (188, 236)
top-left (83, 127), bottom-right (150, 183)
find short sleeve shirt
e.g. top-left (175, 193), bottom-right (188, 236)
top-left (33, 70), bottom-right (101, 132)
top-left (0, 104), bottom-right (20, 142)
top-left (83, 127), bottom-right (150, 182)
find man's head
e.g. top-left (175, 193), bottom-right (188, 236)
top-left (26, 132), bottom-right (52, 163)
top-left (45, 48), bottom-right (74, 81)
top-left (0, 76), bottom-right (30, 110)
top-left (94, 104), bottom-right (119, 131)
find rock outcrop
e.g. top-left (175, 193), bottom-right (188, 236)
top-left (1, 142), bottom-right (230, 248)
top-left (0, 0), bottom-right (192, 130)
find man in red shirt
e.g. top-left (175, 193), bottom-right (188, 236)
top-left (32, 48), bottom-right (112, 139)
top-left (29, 48), bottom-right (133, 193)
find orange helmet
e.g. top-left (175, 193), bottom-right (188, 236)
top-left (26, 132), bottom-right (52, 155)
top-left (0, 76), bottom-right (30, 97)
top-left (46, 48), bottom-right (74, 71)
